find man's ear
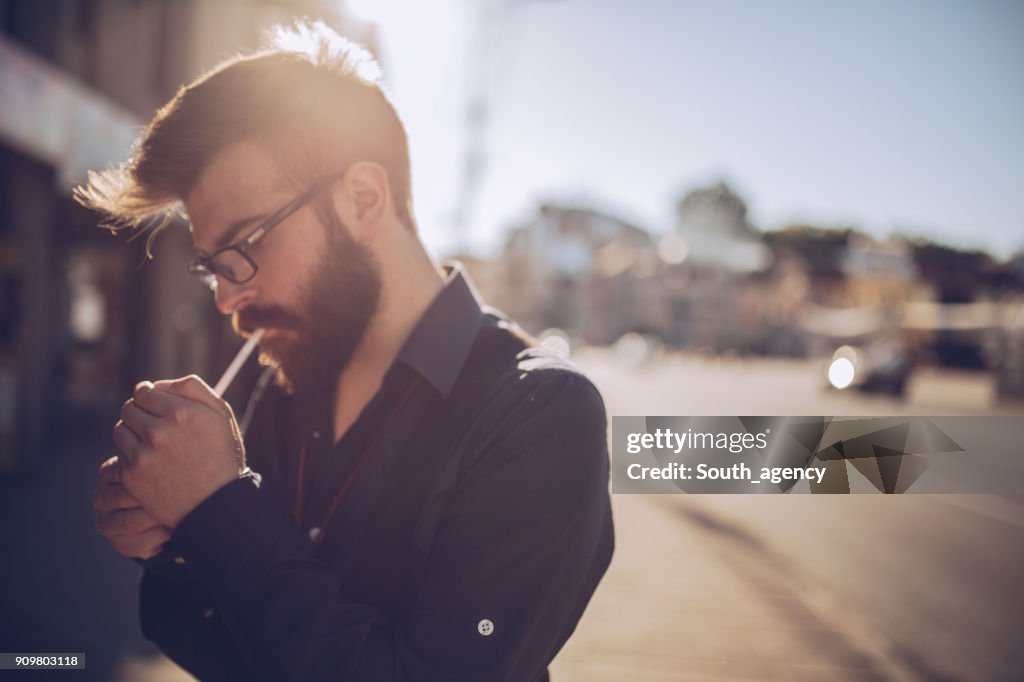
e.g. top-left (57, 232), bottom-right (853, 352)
top-left (333, 161), bottom-right (391, 241)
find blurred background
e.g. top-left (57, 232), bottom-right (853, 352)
top-left (1, 0), bottom-right (1022, 680)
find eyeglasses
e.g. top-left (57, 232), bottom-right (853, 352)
top-left (187, 171), bottom-right (346, 291)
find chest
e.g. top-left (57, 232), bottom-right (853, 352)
top-left (245, 386), bottom-right (454, 621)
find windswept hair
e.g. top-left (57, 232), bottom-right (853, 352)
top-left (74, 21), bottom-right (415, 256)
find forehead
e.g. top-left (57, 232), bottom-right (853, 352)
top-left (184, 141), bottom-right (293, 248)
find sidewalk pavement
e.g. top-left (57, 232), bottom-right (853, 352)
top-left (550, 493), bottom-right (893, 682)
top-left (0, 439), bottom-right (178, 682)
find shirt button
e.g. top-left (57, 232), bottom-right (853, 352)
top-left (309, 527), bottom-right (323, 543)
top-left (202, 608), bottom-right (216, 620)
top-left (173, 556), bottom-right (186, 565)
top-left (477, 619), bottom-right (494, 636)
top-left (312, 430), bottom-right (321, 440)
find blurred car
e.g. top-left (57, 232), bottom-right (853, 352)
top-left (825, 342), bottom-right (914, 398)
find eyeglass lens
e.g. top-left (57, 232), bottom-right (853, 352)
top-left (190, 249), bottom-right (256, 289)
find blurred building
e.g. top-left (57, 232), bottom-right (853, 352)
top-left (762, 227), bottom-right (920, 356)
top-left (674, 181), bottom-right (769, 273)
top-left (993, 255), bottom-right (1024, 397)
top-left (661, 182), bottom-right (773, 352)
top-left (0, 1), bottom-right (376, 474)
top-left (483, 183), bottom-right (1024, 387)
top-left (907, 240), bottom-right (1016, 369)
top-left (486, 203), bottom-right (664, 345)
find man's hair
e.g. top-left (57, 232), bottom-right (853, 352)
top-left (75, 21), bottom-right (415, 253)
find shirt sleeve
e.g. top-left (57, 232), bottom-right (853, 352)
top-left (137, 554), bottom-right (268, 680)
top-left (159, 371), bottom-right (614, 682)
top-left (133, 469), bottom-right (272, 680)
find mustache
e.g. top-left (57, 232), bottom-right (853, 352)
top-left (233, 306), bottom-right (303, 336)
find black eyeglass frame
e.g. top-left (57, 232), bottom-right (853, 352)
top-left (187, 170), bottom-right (347, 290)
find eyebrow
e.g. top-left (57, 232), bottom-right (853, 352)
top-left (195, 213), bottom-right (268, 257)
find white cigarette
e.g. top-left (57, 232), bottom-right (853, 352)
top-left (213, 328), bottom-right (265, 397)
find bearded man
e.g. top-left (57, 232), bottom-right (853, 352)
top-left (82, 21), bottom-right (613, 682)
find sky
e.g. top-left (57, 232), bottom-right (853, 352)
top-left (344, 0), bottom-right (1024, 259)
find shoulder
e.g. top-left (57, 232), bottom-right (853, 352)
top-left (456, 314), bottom-right (608, 479)
top-left (499, 348), bottom-right (606, 424)
top-left (470, 310), bottom-right (605, 424)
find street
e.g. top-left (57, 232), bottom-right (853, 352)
top-left (550, 350), bottom-right (1024, 681)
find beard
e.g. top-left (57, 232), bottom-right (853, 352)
top-left (234, 200), bottom-right (381, 400)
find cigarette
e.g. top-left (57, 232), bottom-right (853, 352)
top-left (213, 328), bottom-right (265, 397)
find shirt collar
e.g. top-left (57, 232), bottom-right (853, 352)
top-left (396, 261), bottom-right (485, 399)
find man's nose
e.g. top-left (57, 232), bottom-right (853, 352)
top-left (213, 277), bottom-right (256, 315)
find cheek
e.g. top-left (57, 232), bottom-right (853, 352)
top-left (262, 217), bottom-right (327, 280)
top-left (253, 241), bottom-right (323, 303)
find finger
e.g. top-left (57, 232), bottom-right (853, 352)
top-left (98, 455), bottom-right (122, 485)
top-left (110, 525), bottom-right (172, 560)
top-left (120, 399), bottom-right (159, 441)
top-left (153, 375), bottom-right (230, 417)
top-left (96, 507), bottom-right (163, 536)
top-left (112, 420), bottom-right (142, 465)
top-left (91, 482), bottom-right (140, 514)
top-left (132, 382), bottom-right (180, 418)
top-left (132, 385), bottom-right (213, 436)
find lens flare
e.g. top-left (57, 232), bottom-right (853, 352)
top-left (539, 328), bottom-right (571, 357)
top-left (828, 357), bottom-right (856, 390)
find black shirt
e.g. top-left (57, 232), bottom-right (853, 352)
top-left (137, 264), bottom-right (615, 681)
